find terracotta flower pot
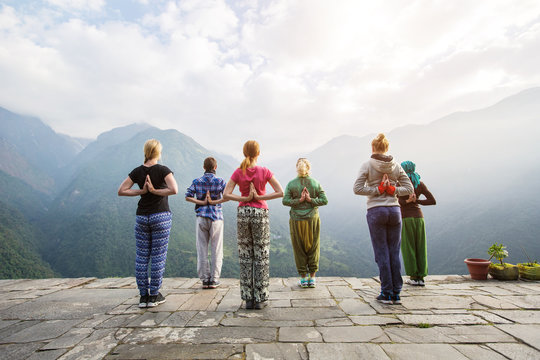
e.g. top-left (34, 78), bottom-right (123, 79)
top-left (464, 258), bottom-right (490, 280)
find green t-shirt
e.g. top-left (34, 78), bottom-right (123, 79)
top-left (282, 176), bottom-right (328, 220)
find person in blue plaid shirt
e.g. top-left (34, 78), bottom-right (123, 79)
top-left (185, 157), bottom-right (228, 289)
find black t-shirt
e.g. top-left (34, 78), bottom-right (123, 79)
top-left (128, 164), bottom-right (173, 215)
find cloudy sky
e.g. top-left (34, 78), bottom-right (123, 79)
top-left (1, 0), bottom-right (540, 159)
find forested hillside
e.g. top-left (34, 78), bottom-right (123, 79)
top-left (1, 87), bottom-right (539, 279)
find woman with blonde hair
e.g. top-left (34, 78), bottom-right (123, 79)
top-left (118, 139), bottom-right (178, 308)
top-left (283, 158), bottom-right (328, 288)
top-left (354, 134), bottom-right (413, 305)
top-left (223, 140), bottom-right (283, 310)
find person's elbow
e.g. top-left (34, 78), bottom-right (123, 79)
top-left (168, 184), bottom-right (178, 195)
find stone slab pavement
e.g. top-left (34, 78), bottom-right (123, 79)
top-left (0, 275), bottom-right (538, 359)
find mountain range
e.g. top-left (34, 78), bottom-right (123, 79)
top-left (1, 87), bottom-right (539, 279)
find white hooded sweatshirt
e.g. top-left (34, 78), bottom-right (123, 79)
top-left (353, 154), bottom-right (413, 210)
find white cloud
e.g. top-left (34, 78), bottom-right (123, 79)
top-left (0, 1), bottom-right (540, 159)
top-left (143, 0), bottom-right (238, 44)
top-left (0, 5), bottom-right (19, 30)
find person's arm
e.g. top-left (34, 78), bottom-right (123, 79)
top-left (353, 163), bottom-right (380, 196)
top-left (417, 183), bottom-right (436, 206)
top-left (282, 183), bottom-right (300, 207)
top-left (253, 176), bottom-right (284, 201)
top-left (393, 168), bottom-right (414, 197)
top-left (398, 194), bottom-right (415, 207)
top-left (118, 177), bottom-right (147, 196)
top-left (223, 180), bottom-right (254, 202)
top-left (146, 173), bottom-right (178, 196)
top-left (398, 195), bottom-right (406, 207)
top-left (186, 196), bottom-right (208, 205)
top-left (208, 197), bottom-right (227, 205)
top-left (309, 183), bottom-right (328, 206)
top-left (208, 190), bottom-right (228, 205)
top-left (185, 181), bottom-right (207, 205)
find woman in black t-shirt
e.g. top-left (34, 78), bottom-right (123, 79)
top-left (118, 139), bottom-right (178, 308)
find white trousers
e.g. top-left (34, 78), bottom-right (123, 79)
top-left (196, 217), bottom-right (224, 281)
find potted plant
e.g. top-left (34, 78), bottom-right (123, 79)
top-left (464, 257), bottom-right (490, 280)
top-left (518, 261), bottom-right (540, 280)
top-left (517, 247), bottom-right (540, 280)
top-left (488, 243), bottom-right (519, 280)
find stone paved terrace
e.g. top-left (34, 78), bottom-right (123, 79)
top-left (0, 276), bottom-right (539, 360)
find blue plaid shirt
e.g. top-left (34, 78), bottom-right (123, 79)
top-left (185, 172), bottom-right (227, 221)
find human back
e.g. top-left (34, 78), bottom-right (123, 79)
top-left (229, 140), bottom-right (274, 209)
top-left (230, 165), bottom-right (273, 208)
top-left (284, 176), bottom-right (326, 219)
top-left (354, 134), bottom-right (413, 209)
top-left (129, 163), bottom-right (173, 215)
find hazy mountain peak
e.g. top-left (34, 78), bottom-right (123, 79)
top-left (95, 123), bottom-right (154, 142)
top-left (0, 106), bottom-right (86, 190)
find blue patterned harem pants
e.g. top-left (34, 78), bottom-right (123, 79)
top-left (135, 211), bottom-right (172, 296)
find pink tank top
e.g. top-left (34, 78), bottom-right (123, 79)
top-left (230, 166), bottom-right (274, 209)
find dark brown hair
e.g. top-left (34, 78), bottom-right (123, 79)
top-left (204, 157), bottom-right (217, 172)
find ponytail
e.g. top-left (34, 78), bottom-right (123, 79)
top-left (240, 140), bottom-right (260, 174)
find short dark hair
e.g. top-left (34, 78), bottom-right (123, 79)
top-left (204, 157), bottom-right (217, 172)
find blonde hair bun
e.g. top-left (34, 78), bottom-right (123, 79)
top-left (296, 158), bottom-right (311, 177)
top-left (371, 133), bottom-right (390, 153)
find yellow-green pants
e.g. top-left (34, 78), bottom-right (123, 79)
top-left (289, 215), bottom-right (320, 276)
top-left (401, 217), bottom-right (428, 279)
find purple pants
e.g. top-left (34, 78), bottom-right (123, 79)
top-left (366, 206), bottom-right (403, 295)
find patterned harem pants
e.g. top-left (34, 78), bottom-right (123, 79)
top-left (135, 211), bottom-right (172, 296)
top-left (237, 206), bottom-right (270, 303)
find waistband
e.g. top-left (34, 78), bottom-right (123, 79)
top-left (237, 206), bottom-right (269, 216)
